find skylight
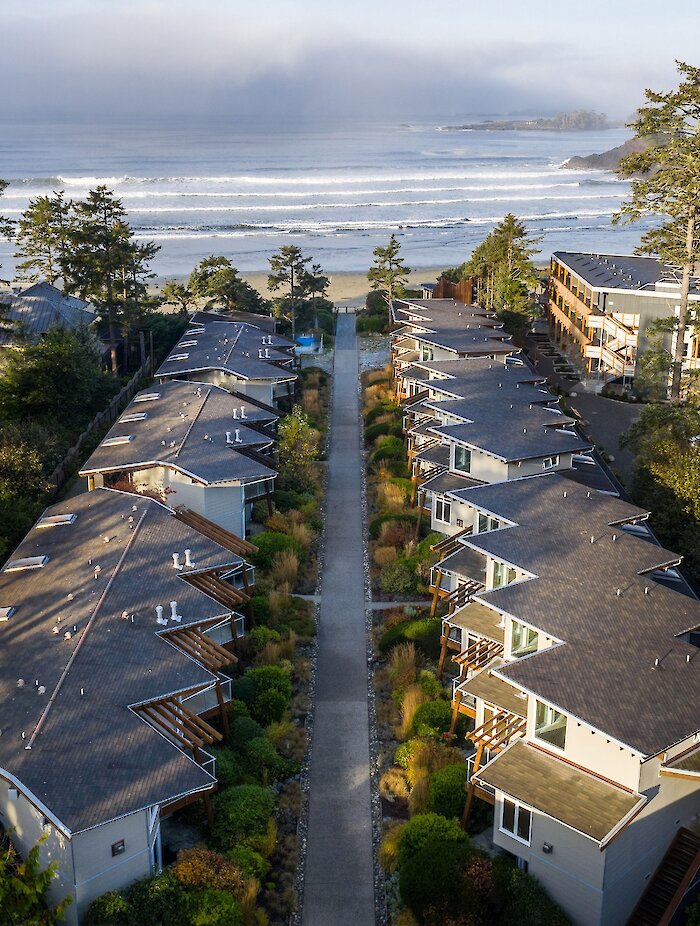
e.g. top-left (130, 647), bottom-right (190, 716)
top-left (134, 392), bottom-right (160, 403)
top-left (102, 435), bottom-right (133, 447)
top-left (179, 340), bottom-right (198, 348)
top-left (169, 353), bottom-right (190, 362)
top-left (5, 556), bottom-right (48, 572)
top-left (0, 607), bottom-right (16, 622)
top-left (186, 328), bottom-right (205, 336)
top-left (121, 412), bottom-right (148, 423)
top-left (37, 514), bottom-right (77, 528)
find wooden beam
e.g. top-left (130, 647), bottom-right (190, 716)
top-left (177, 700), bottom-right (224, 743)
top-left (449, 688), bottom-right (463, 736)
top-left (216, 681), bottom-right (230, 740)
top-left (437, 630), bottom-right (450, 680)
top-left (430, 569), bottom-right (443, 617)
top-left (462, 742), bottom-right (484, 827)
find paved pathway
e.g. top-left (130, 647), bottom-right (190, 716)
top-left (302, 314), bottom-right (375, 926)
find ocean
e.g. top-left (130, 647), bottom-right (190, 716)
top-left (0, 118), bottom-right (650, 278)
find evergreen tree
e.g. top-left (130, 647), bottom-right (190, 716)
top-left (268, 245), bottom-right (311, 342)
top-left (0, 834), bottom-right (72, 925)
top-left (14, 192), bottom-right (70, 285)
top-left (613, 60), bottom-right (700, 401)
top-left (302, 262), bottom-right (330, 330)
top-left (189, 255), bottom-right (268, 314)
top-left (161, 279), bottom-right (195, 314)
top-left (0, 180), bottom-right (14, 276)
top-left (367, 234), bottom-right (409, 327)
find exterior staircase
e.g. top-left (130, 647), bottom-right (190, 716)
top-left (627, 828), bottom-right (700, 926)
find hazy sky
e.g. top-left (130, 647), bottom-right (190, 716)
top-left (3, 0), bottom-right (699, 122)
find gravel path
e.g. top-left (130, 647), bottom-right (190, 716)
top-left (301, 313), bottom-right (375, 926)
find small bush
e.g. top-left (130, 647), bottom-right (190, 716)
top-left (289, 522), bottom-right (314, 548)
top-left (246, 817), bottom-right (278, 858)
top-left (225, 845), bottom-right (270, 882)
top-left (122, 873), bottom-right (189, 926)
top-left (400, 841), bottom-right (475, 919)
top-left (380, 559), bottom-right (418, 596)
top-left (374, 545), bottom-right (398, 567)
top-left (84, 891), bottom-right (130, 925)
top-left (372, 436), bottom-right (406, 464)
top-left (394, 738), bottom-right (422, 770)
top-left (379, 616), bottom-right (442, 658)
top-left (211, 747), bottom-right (244, 788)
top-left (211, 785), bottom-right (277, 852)
top-left (250, 595), bottom-right (272, 625)
top-left (365, 403), bottom-right (398, 427)
top-left (389, 641), bottom-right (418, 688)
top-left (231, 715), bottom-right (265, 746)
top-left (369, 511), bottom-right (416, 539)
top-left (249, 626), bottom-right (282, 652)
top-left (397, 813), bottom-right (470, 868)
top-left (399, 684), bottom-right (428, 740)
top-left (406, 741), bottom-right (465, 789)
top-left (253, 532), bottom-right (305, 571)
top-left (173, 847), bottom-right (246, 897)
top-left (379, 820), bottom-right (405, 874)
top-left (268, 586), bottom-right (290, 617)
top-left (411, 700), bottom-right (453, 739)
top-left (271, 549), bottom-right (299, 585)
top-left (380, 519), bottom-right (415, 547)
top-left (492, 857), bottom-right (571, 925)
top-left (380, 767), bottom-right (410, 802)
top-left (356, 315), bottom-right (386, 334)
top-left (242, 737), bottom-right (286, 782)
top-left (418, 670), bottom-right (443, 699)
top-left (428, 763), bottom-right (468, 820)
top-left (365, 419), bottom-right (403, 441)
top-left (187, 889), bottom-right (243, 926)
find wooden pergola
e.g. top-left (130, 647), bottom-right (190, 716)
top-left (429, 575), bottom-right (482, 618)
top-left (454, 638), bottom-right (504, 676)
top-left (461, 709), bottom-right (527, 825)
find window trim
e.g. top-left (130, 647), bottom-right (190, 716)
top-left (534, 699), bottom-right (568, 753)
top-left (511, 619), bottom-right (538, 658)
top-left (542, 454), bottom-right (560, 470)
top-left (434, 496), bottom-right (451, 524)
top-left (454, 444), bottom-right (472, 474)
top-left (499, 797), bottom-right (532, 846)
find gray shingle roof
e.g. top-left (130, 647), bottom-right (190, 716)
top-left (0, 489), bottom-right (246, 833)
top-left (553, 252), bottom-right (700, 295)
top-left (80, 381), bottom-right (276, 485)
top-left (0, 282), bottom-right (95, 344)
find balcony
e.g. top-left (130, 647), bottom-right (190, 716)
top-left (182, 673), bottom-right (233, 717)
top-left (466, 752), bottom-right (495, 798)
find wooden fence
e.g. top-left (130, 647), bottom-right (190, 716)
top-left (48, 357), bottom-right (153, 495)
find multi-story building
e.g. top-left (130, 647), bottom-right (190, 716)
top-left (0, 488), bottom-right (257, 923)
top-left (79, 380), bottom-right (278, 537)
top-left (432, 474), bottom-right (700, 926)
top-left (548, 252), bottom-right (700, 387)
top-left (157, 317), bottom-right (297, 409)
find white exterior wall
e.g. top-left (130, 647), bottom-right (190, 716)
top-left (202, 484), bottom-right (246, 537)
top-left (507, 452), bottom-right (574, 480)
top-left (449, 443), bottom-right (508, 483)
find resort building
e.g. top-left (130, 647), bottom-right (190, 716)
top-left (156, 319), bottom-right (297, 409)
top-left (0, 281), bottom-right (96, 347)
top-left (79, 380), bottom-right (278, 538)
top-left (431, 474), bottom-right (700, 926)
top-left (0, 488), bottom-right (257, 924)
top-left (548, 252), bottom-right (700, 387)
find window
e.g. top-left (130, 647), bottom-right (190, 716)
top-left (134, 392), bottom-right (160, 403)
top-left (478, 513), bottom-right (500, 533)
top-left (511, 620), bottom-right (538, 657)
top-left (542, 455), bottom-right (560, 470)
top-left (434, 497), bottom-right (451, 524)
top-left (454, 445), bottom-right (471, 473)
top-left (5, 556), bottom-right (48, 572)
top-left (535, 700), bottom-right (567, 750)
top-left (36, 514), bottom-right (76, 528)
top-left (493, 561), bottom-right (517, 588)
top-left (500, 798), bottom-right (532, 845)
top-left (102, 435), bottom-right (133, 447)
top-left (421, 346), bottom-right (434, 362)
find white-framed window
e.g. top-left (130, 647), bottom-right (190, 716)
top-left (422, 346), bottom-right (434, 361)
top-left (478, 512), bottom-right (500, 533)
top-left (493, 561), bottom-right (517, 588)
top-left (511, 620), bottom-right (538, 657)
top-left (434, 497), bottom-right (451, 524)
top-left (542, 455), bottom-right (560, 470)
top-left (500, 797), bottom-right (532, 845)
top-left (454, 445), bottom-right (472, 473)
top-left (535, 700), bottom-right (567, 750)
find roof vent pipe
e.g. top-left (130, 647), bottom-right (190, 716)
top-left (155, 605), bottom-right (166, 625)
top-left (258, 349), bottom-right (264, 358)
top-left (226, 431), bottom-right (233, 444)
top-left (240, 407), bottom-right (247, 419)
top-left (235, 429), bottom-right (242, 443)
top-left (264, 349), bottom-right (270, 359)
top-left (184, 549), bottom-right (194, 568)
top-left (172, 552), bottom-right (181, 569)
top-left (170, 601), bottom-right (182, 623)
top-left (232, 408), bottom-right (238, 419)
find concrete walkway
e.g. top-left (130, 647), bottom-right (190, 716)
top-left (302, 314), bottom-right (375, 925)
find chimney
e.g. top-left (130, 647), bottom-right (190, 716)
top-left (184, 549), bottom-right (194, 567)
top-left (235, 428), bottom-right (242, 443)
top-left (172, 552), bottom-right (181, 569)
top-left (170, 600), bottom-right (181, 622)
top-left (240, 406), bottom-right (247, 419)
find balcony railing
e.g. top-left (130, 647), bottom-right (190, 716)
top-left (182, 673), bottom-right (233, 716)
top-left (466, 753), bottom-right (495, 796)
top-left (199, 748), bottom-right (216, 779)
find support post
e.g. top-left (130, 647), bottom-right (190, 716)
top-left (449, 688), bottom-right (463, 735)
top-left (414, 493), bottom-right (426, 539)
top-left (202, 792), bottom-right (214, 828)
top-left (215, 681), bottom-right (230, 740)
top-left (410, 473), bottom-right (419, 506)
top-left (430, 568), bottom-right (443, 618)
top-left (437, 627), bottom-right (449, 680)
top-left (462, 742), bottom-right (484, 827)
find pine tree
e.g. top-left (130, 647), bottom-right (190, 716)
top-left (367, 234), bottom-right (409, 328)
top-left (613, 60), bottom-right (700, 402)
top-left (0, 180), bottom-right (14, 276)
top-left (14, 192), bottom-right (70, 285)
top-left (268, 245), bottom-right (311, 342)
top-left (162, 279), bottom-right (195, 314)
top-left (189, 255), bottom-right (268, 315)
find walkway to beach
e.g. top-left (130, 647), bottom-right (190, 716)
top-left (302, 313), bottom-right (375, 926)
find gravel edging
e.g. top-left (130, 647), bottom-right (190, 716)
top-left (359, 373), bottom-right (388, 926)
top-left (292, 362), bottom-right (334, 926)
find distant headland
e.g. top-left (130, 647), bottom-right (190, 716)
top-left (442, 110), bottom-right (612, 132)
top-left (562, 134), bottom-right (666, 171)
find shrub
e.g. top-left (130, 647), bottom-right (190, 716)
top-left (374, 545), bottom-right (398, 567)
top-left (248, 665), bottom-right (293, 701)
top-left (225, 845), bottom-right (270, 882)
top-left (187, 889), bottom-right (243, 926)
top-left (267, 720), bottom-right (307, 761)
top-left (412, 700), bottom-right (453, 739)
top-left (380, 519), bottom-right (415, 547)
top-left (252, 688), bottom-right (288, 725)
top-left (365, 403), bottom-right (398, 427)
top-left (122, 873), bottom-right (190, 926)
top-left (268, 586), bottom-right (290, 617)
top-left (377, 480), bottom-right (410, 509)
top-left (84, 891), bottom-right (130, 925)
top-left (428, 763), bottom-right (468, 820)
top-left (289, 522), bottom-right (314, 548)
top-left (231, 715), bottom-right (265, 746)
top-left (173, 847), bottom-right (246, 897)
top-left (274, 488), bottom-right (310, 512)
top-left (249, 626), bottom-right (282, 652)
top-left (356, 315), bottom-right (386, 334)
top-left (372, 436), bottom-right (406, 464)
top-left (397, 813), bottom-right (470, 868)
top-left (369, 511), bottom-right (416, 539)
top-left (394, 738), bottom-right (422, 770)
top-left (250, 595), bottom-right (272, 625)
top-left (379, 616), bottom-right (442, 658)
top-left (243, 737), bottom-right (286, 782)
top-left (492, 858), bottom-right (571, 925)
top-left (253, 532), bottom-right (305, 571)
top-left (365, 420), bottom-right (403, 442)
top-left (418, 670), bottom-right (443, 699)
top-left (264, 510), bottom-right (290, 533)
top-left (246, 817), bottom-right (278, 858)
top-left (406, 741), bottom-right (464, 789)
top-left (211, 785), bottom-right (277, 852)
top-left (211, 748), bottom-right (243, 788)
top-left (380, 559), bottom-right (418, 596)
top-left (399, 841), bottom-right (476, 920)
top-left (378, 820), bottom-right (405, 874)
top-left (380, 767), bottom-right (410, 802)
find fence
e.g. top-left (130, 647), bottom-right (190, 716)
top-left (48, 356), bottom-right (153, 495)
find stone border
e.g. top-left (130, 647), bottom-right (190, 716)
top-left (292, 363), bottom-right (334, 926)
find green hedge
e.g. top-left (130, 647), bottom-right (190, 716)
top-left (411, 700), bottom-right (453, 739)
top-left (364, 420), bottom-right (403, 442)
top-left (371, 436), bottom-right (406, 464)
top-left (211, 785), bottom-right (277, 852)
top-left (365, 403), bottom-right (399, 427)
top-left (252, 532), bottom-right (305, 571)
top-left (369, 511), bottom-right (417, 539)
top-left (378, 616), bottom-right (442, 657)
top-left (428, 763), bottom-right (468, 819)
